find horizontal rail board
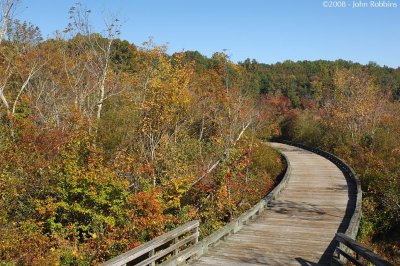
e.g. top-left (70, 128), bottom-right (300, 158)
top-left (136, 232), bottom-right (199, 266)
top-left (335, 233), bottom-right (393, 266)
top-left (101, 220), bottom-right (199, 266)
top-left (335, 247), bottom-right (364, 266)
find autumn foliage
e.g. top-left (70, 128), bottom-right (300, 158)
top-left (1, 2), bottom-right (400, 265)
top-left (0, 3), bottom-right (284, 265)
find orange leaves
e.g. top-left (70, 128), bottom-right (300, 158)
top-left (129, 190), bottom-right (163, 217)
top-left (127, 190), bottom-right (171, 239)
top-left (192, 140), bottom-right (282, 228)
top-left (0, 220), bottom-right (58, 266)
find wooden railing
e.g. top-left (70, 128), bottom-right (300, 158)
top-left (103, 149), bottom-right (290, 266)
top-left (332, 233), bottom-right (393, 266)
top-left (101, 220), bottom-right (199, 266)
top-left (160, 151), bottom-right (291, 266)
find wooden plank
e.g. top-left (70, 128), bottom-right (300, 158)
top-left (188, 142), bottom-right (358, 265)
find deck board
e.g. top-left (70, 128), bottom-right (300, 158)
top-left (189, 143), bottom-right (350, 265)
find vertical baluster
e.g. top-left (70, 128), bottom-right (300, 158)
top-left (194, 226), bottom-right (199, 244)
top-left (173, 237), bottom-right (178, 256)
top-left (149, 249), bottom-right (155, 266)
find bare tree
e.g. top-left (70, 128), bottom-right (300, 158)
top-left (64, 2), bottom-right (121, 127)
top-left (0, 5), bottom-right (43, 137)
top-left (0, 0), bottom-right (15, 44)
top-left (0, 0), bottom-right (16, 116)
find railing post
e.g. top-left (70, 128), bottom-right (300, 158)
top-left (173, 237), bottom-right (179, 256)
top-left (149, 249), bottom-right (155, 266)
top-left (194, 226), bottom-right (199, 243)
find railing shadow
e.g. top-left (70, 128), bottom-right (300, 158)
top-left (269, 200), bottom-right (327, 218)
top-left (280, 183), bottom-right (355, 265)
top-left (271, 140), bottom-right (359, 265)
top-left (316, 163), bottom-right (358, 265)
top-left (295, 257), bottom-right (321, 265)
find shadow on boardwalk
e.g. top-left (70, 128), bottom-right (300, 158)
top-left (189, 143), bottom-right (356, 266)
top-left (317, 164), bottom-right (358, 265)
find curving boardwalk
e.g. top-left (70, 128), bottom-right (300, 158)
top-left (189, 142), bottom-right (354, 266)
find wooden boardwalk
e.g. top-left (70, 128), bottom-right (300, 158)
top-left (189, 143), bottom-right (353, 266)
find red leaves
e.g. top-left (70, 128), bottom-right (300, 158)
top-left (127, 190), bottom-right (170, 238)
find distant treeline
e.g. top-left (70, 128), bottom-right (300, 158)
top-left (180, 50), bottom-right (400, 103)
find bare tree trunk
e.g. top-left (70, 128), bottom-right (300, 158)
top-left (235, 120), bottom-right (251, 144)
top-left (0, 87), bottom-right (10, 115)
top-left (199, 112), bottom-right (205, 141)
top-left (96, 72), bottom-right (106, 120)
top-left (189, 119), bottom-right (252, 189)
top-left (11, 66), bottom-right (37, 116)
top-left (96, 39), bottom-right (113, 121)
top-left (0, 0), bottom-right (13, 44)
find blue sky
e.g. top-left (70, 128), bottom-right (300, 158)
top-left (19, 0), bottom-right (400, 67)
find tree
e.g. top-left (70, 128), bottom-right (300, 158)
top-left (0, 0), bottom-right (15, 44)
top-left (0, 17), bottom-right (43, 137)
top-left (323, 68), bottom-right (385, 143)
top-left (63, 2), bottom-right (121, 126)
top-left (136, 43), bottom-right (193, 186)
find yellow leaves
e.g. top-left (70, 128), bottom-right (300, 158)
top-left (34, 198), bottom-right (58, 216)
top-left (324, 68), bottom-right (384, 142)
top-left (138, 48), bottom-right (193, 140)
top-left (72, 249), bottom-right (79, 257)
top-left (162, 175), bottom-right (192, 209)
top-left (216, 181), bottom-right (229, 211)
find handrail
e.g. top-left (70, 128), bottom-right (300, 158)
top-left (101, 220), bottom-right (199, 266)
top-left (332, 233), bottom-right (393, 266)
top-left (160, 149), bottom-right (291, 265)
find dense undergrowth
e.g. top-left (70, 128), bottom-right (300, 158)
top-left (0, 3), bottom-right (284, 264)
top-left (0, 123), bottom-right (282, 265)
